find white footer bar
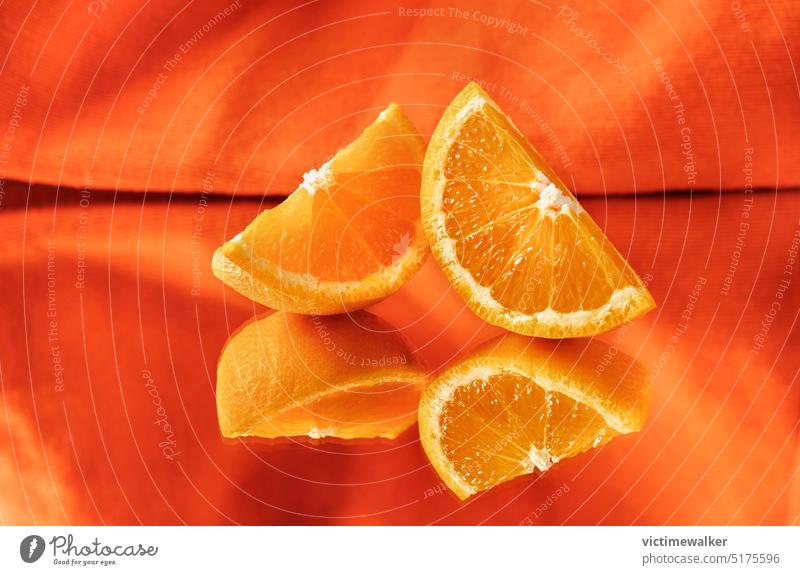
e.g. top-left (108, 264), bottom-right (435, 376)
top-left (1, 526), bottom-right (797, 574)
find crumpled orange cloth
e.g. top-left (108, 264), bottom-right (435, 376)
top-left (0, 0), bottom-right (798, 196)
top-left (0, 0), bottom-right (798, 525)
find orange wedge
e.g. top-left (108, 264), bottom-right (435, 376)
top-left (421, 83), bottom-right (655, 337)
top-left (418, 334), bottom-right (651, 499)
top-left (217, 311), bottom-right (427, 440)
top-left (214, 104), bottom-right (428, 314)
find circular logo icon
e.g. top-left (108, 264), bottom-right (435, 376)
top-left (20, 535), bottom-right (46, 563)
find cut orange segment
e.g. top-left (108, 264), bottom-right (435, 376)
top-left (217, 311), bottom-right (427, 440)
top-left (214, 104), bottom-right (428, 314)
top-left (418, 334), bottom-right (651, 499)
top-left (421, 83), bottom-right (655, 337)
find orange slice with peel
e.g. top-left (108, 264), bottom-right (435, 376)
top-left (421, 83), bottom-right (655, 337)
top-left (214, 104), bottom-right (428, 314)
top-left (418, 334), bottom-right (651, 499)
top-left (217, 311), bottom-right (427, 440)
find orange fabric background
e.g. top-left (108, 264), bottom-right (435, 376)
top-left (0, 0), bottom-right (798, 525)
top-left (1, 0), bottom-right (798, 196)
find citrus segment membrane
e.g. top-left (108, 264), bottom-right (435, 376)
top-left (418, 334), bottom-right (651, 499)
top-left (216, 311), bottom-right (428, 440)
top-left (213, 103), bottom-right (427, 314)
top-left (422, 83), bottom-right (655, 337)
top-left (438, 370), bottom-right (614, 495)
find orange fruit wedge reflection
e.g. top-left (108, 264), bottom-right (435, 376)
top-left (421, 83), bottom-right (655, 337)
top-left (217, 311), bottom-right (427, 440)
top-left (418, 334), bottom-right (651, 499)
top-left (214, 104), bottom-right (428, 314)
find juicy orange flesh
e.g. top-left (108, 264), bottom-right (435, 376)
top-left (442, 106), bottom-right (639, 313)
top-left (226, 167), bottom-right (421, 283)
top-left (265, 380), bottom-right (422, 439)
top-left (439, 371), bottom-right (616, 493)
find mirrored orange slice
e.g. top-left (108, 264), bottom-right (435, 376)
top-left (418, 334), bottom-right (651, 499)
top-left (217, 311), bottom-right (427, 440)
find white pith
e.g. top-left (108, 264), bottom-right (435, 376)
top-left (527, 447), bottom-right (556, 472)
top-left (307, 426), bottom-right (336, 439)
top-left (534, 182), bottom-right (581, 215)
top-left (300, 159), bottom-right (334, 197)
